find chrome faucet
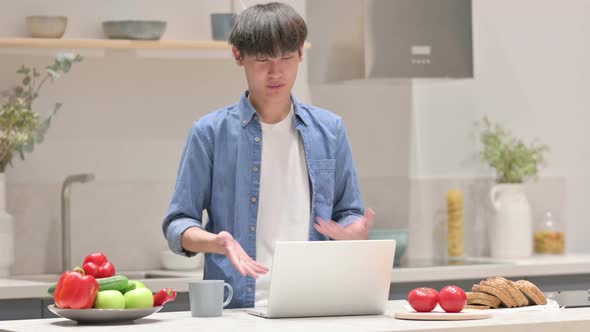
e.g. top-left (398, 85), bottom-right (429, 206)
top-left (61, 173), bottom-right (95, 272)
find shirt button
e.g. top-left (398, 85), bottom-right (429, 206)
top-left (247, 288), bottom-right (253, 293)
top-left (252, 166), bottom-right (258, 172)
top-left (242, 120), bottom-right (247, 125)
top-left (254, 137), bottom-right (260, 142)
top-left (250, 226), bottom-right (255, 232)
top-left (251, 197), bottom-right (257, 203)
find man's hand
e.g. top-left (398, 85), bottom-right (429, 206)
top-left (313, 208), bottom-right (375, 240)
top-left (216, 231), bottom-right (269, 278)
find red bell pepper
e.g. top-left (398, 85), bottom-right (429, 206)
top-left (153, 288), bottom-right (177, 307)
top-left (54, 267), bottom-right (99, 309)
top-left (82, 252), bottom-right (116, 278)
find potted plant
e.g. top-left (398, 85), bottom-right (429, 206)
top-left (477, 116), bottom-right (548, 258)
top-left (0, 53), bottom-right (82, 277)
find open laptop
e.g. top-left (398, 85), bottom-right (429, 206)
top-left (247, 240), bottom-right (395, 318)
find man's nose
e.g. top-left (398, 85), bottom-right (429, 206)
top-left (268, 61), bottom-right (282, 78)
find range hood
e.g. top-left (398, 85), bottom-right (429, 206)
top-left (307, 0), bottom-right (473, 82)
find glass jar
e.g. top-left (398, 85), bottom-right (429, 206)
top-left (533, 211), bottom-right (565, 254)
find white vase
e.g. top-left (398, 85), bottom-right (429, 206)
top-left (0, 173), bottom-right (15, 277)
top-left (489, 183), bottom-right (533, 258)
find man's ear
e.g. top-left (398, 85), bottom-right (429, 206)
top-left (232, 47), bottom-right (243, 66)
top-left (298, 47), bottom-right (304, 62)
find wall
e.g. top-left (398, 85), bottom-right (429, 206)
top-left (2, 0), bottom-right (588, 275)
top-left (408, 0), bottom-right (589, 257)
top-left (0, 0), bottom-right (313, 274)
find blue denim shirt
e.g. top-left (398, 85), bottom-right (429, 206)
top-left (162, 91), bottom-right (364, 308)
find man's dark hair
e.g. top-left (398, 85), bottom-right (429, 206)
top-left (229, 2), bottom-right (307, 58)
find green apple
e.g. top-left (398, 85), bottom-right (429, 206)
top-left (130, 280), bottom-right (147, 289)
top-left (124, 288), bottom-right (154, 309)
top-left (94, 290), bottom-right (125, 309)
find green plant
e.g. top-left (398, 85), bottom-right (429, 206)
top-left (477, 116), bottom-right (548, 184)
top-left (0, 53), bottom-right (82, 172)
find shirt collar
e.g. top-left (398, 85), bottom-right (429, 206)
top-left (239, 91), bottom-right (309, 127)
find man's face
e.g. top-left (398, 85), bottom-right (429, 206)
top-left (233, 48), bottom-right (303, 102)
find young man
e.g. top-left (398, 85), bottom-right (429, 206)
top-left (162, 2), bottom-right (374, 308)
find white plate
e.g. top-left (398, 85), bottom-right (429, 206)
top-left (48, 305), bottom-right (163, 324)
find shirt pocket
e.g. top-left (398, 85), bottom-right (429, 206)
top-left (309, 159), bottom-right (336, 205)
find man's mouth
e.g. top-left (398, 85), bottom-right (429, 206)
top-left (267, 83), bottom-right (285, 89)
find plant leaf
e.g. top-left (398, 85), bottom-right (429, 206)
top-left (47, 68), bottom-right (60, 80)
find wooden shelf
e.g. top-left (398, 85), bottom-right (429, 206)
top-left (0, 38), bottom-right (232, 50)
top-left (0, 38), bottom-right (311, 51)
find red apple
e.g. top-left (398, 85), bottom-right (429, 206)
top-left (408, 287), bottom-right (439, 312)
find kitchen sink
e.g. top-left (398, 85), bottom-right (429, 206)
top-left (10, 271), bottom-right (188, 283)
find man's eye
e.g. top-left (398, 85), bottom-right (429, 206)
top-left (256, 58), bottom-right (269, 62)
top-left (282, 56), bottom-right (293, 60)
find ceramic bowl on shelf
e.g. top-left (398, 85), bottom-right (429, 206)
top-left (26, 16), bottom-right (67, 38)
top-left (368, 228), bottom-right (409, 265)
top-left (102, 20), bottom-right (167, 40)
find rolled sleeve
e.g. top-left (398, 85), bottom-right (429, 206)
top-left (166, 218), bottom-right (203, 257)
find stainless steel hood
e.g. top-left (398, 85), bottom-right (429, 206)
top-left (307, 0), bottom-right (473, 82)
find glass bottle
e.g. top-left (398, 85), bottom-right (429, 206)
top-left (533, 211), bottom-right (565, 254)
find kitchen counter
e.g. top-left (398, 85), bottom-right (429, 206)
top-left (392, 253), bottom-right (590, 283)
top-left (2, 254), bottom-right (590, 300)
top-left (0, 300), bottom-right (589, 332)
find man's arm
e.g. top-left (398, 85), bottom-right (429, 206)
top-left (163, 121), bottom-right (268, 277)
top-left (314, 119), bottom-right (374, 240)
top-left (162, 121), bottom-right (213, 257)
top-left (332, 119), bottom-right (364, 225)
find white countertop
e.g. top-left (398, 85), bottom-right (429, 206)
top-left (2, 254), bottom-right (590, 300)
top-left (0, 300), bottom-right (589, 332)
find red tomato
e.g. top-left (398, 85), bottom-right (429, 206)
top-left (439, 285), bottom-right (467, 313)
top-left (407, 287), bottom-right (439, 312)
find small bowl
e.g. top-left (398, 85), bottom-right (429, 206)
top-left (160, 250), bottom-right (203, 271)
top-left (102, 20), bottom-right (167, 40)
top-left (368, 228), bottom-right (408, 265)
top-left (26, 16), bottom-right (67, 38)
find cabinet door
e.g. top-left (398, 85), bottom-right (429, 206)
top-left (0, 299), bottom-right (43, 320)
top-left (41, 298), bottom-right (59, 318)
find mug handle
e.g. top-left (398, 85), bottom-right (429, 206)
top-left (222, 283), bottom-right (233, 307)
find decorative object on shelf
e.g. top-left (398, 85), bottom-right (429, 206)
top-left (476, 116), bottom-right (548, 258)
top-left (211, 13), bottom-right (236, 41)
top-left (102, 20), bottom-right (167, 40)
top-left (26, 16), bottom-right (68, 38)
top-left (211, 0), bottom-right (242, 41)
top-left (0, 53), bottom-right (82, 277)
top-left (446, 188), bottom-right (464, 259)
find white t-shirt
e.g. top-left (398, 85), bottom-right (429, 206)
top-left (254, 106), bottom-right (311, 307)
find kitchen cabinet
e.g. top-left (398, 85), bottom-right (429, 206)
top-left (0, 298), bottom-right (42, 320)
